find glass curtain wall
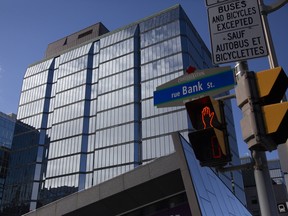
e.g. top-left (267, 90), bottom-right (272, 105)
top-left (179, 134), bottom-right (251, 215)
top-left (140, 8), bottom-right (188, 163)
top-left (139, 7), bottom-right (245, 204)
top-left (0, 148), bottom-right (9, 207)
top-left (41, 43), bottom-right (93, 204)
top-left (139, 7), bottom-right (216, 163)
top-left (12, 4), bottom-right (245, 209)
top-left (0, 112), bottom-right (16, 212)
top-left (17, 59), bottom-right (54, 209)
top-left (0, 113), bottom-right (16, 149)
top-left (93, 25), bottom-right (141, 185)
top-left (1, 122), bottom-right (40, 216)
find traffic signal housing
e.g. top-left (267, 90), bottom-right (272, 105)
top-left (237, 67), bottom-right (288, 151)
top-left (255, 67), bottom-right (288, 147)
top-left (185, 96), bottom-right (231, 167)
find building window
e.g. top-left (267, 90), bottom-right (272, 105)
top-left (78, 30), bottom-right (93, 39)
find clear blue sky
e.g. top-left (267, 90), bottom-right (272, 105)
top-left (0, 0), bottom-right (287, 158)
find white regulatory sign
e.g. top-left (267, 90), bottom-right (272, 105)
top-left (208, 0), bottom-right (268, 65)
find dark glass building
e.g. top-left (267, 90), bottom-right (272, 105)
top-left (0, 112), bottom-right (16, 149)
top-left (11, 4), bottom-right (245, 212)
top-left (1, 122), bottom-right (40, 216)
top-left (0, 112), bottom-right (16, 208)
top-left (0, 147), bottom-right (9, 206)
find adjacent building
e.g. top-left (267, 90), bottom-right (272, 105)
top-left (0, 112), bottom-right (16, 207)
top-left (241, 157), bottom-right (288, 215)
top-left (1, 121), bottom-right (40, 216)
top-left (3, 4), bottom-right (245, 213)
top-left (23, 133), bottom-right (252, 216)
top-left (0, 147), bottom-right (9, 206)
top-left (0, 112), bottom-right (16, 149)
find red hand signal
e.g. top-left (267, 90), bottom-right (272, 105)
top-left (201, 106), bottom-right (215, 129)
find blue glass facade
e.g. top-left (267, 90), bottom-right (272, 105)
top-left (13, 4), bottom-right (244, 211)
top-left (0, 112), bottom-right (16, 210)
top-left (0, 112), bottom-right (16, 149)
top-left (178, 134), bottom-right (251, 215)
top-left (1, 121), bottom-right (40, 216)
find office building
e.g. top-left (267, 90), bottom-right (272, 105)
top-left (241, 157), bottom-right (288, 215)
top-left (0, 147), bottom-right (9, 207)
top-left (278, 143), bottom-right (288, 198)
top-left (0, 112), bottom-right (16, 149)
top-left (1, 121), bottom-right (40, 216)
top-left (9, 4), bottom-right (244, 212)
top-left (0, 112), bottom-right (16, 207)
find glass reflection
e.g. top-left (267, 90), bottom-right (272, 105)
top-left (60, 43), bottom-right (92, 64)
top-left (24, 59), bottom-right (53, 78)
top-left (99, 54), bottom-right (134, 79)
top-left (12, 5), bottom-right (245, 212)
top-left (141, 21), bottom-right (180, 48)
top-left (22, 71), bottom-right (49, 91)
top-left (100, 25), bottom-right (137, 48)
top-left (56, 70), bottom-right (87, 92)
top-left (179, 135), bottom-right (251, 215)
top-left (19, 85), bottom-right (47, 105)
